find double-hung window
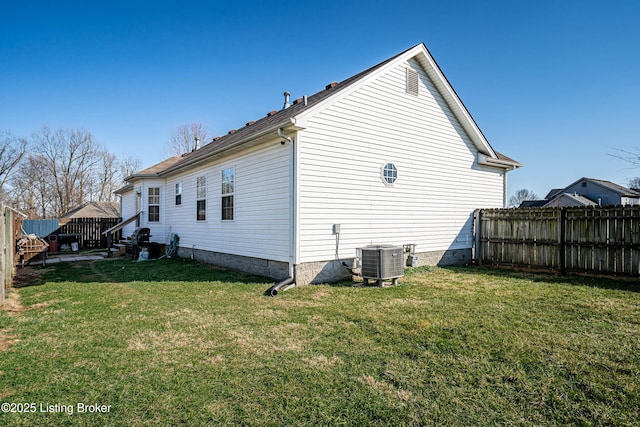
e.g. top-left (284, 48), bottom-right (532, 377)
top-left (175, 183), bottom-right (182, 206)
top-left (148, 187), bottom-right (160, 222)
top-left (196, 176), bottom-right (206, 221)
top-left (221, 167), bottom-right (234, 221)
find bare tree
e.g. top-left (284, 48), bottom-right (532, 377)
top-left (628, 177), bottom-right (640, 192)
top-left (610, 147), bottom-right (640, 167)
top-left (30, 126), bottom-right (104, 216)
top-left (0, 130), bottom-right (27, 197)
top-left (8, 155), bottom-right (53, 218)
top-left (165, 122), bottom-right (209, 157)
top-left (119, 155), bottom-right (143, 180)
top-left (5, 126), bottom-right (142, 217)
top-left (89, 149), bottom-right (120, 202)
top-left (508, 188), bottom-right (539, 208)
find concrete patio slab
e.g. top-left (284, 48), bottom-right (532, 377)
top-left (44, 254), bottom-right (106, 265)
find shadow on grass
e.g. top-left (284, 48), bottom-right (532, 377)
top-left (442, 265), bottom-right (640, 293)
top-left (28, 257), bottom-right (270, 287)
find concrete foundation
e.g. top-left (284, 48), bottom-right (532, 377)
top-left (175, 246), bottom-right (471, 286)
top-left (414, 248), bottom-right (472, 267)
top-left (294, 248), bottom-right (472, 285)
top-left (176, 247), bottom-right (289, 281)
top-left (294, 260), bottom-right (353, 285)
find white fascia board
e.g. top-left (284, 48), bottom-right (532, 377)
top-left (414, 48), bottom-right (497, 159)
top-left (158, 118), bottom-right (298, 177)
top-left (477, 153), bottom-right (522, 170)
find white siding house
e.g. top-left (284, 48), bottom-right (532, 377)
top-left (115, 43), bottom-right (521, 284)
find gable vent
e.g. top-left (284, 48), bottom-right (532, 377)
top-left (406, 67), bottom-right (419, 96)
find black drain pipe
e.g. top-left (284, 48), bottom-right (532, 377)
top-left (265, 276), bottom-right (295, 297)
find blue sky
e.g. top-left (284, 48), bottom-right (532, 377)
top-left (2, 0), bottom-right (639, 199)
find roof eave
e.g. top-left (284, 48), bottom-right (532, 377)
top-left (158, 118), bottom-right (298, 177)
top-left (416, 45), bottom-right (497, 158)
top-left (477, 153), bottom-right (522, 170)
top-left (124, 173), bottom-right (161, 182)
top-left (114, 183), bottom-right (134, 195)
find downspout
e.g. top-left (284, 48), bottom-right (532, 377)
top-left (502, 164), bottom-right (520, 208)
top-left (266, 276), bottom-right (295, 297)
top-left (503, 171), bottom-right (508, 208)
top-left (277, 128), bottom-right (292, 144)
top-left (266, 128), bottom-right (297, 296)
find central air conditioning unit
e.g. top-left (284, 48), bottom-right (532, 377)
top-left (358, 244), bottom-right (404, 286)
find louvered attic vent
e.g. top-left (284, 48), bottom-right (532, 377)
top-left (406, 67), bottom-right (419, 95)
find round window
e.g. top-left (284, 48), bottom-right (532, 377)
top-left (381, 163), bottom-right (398, 185)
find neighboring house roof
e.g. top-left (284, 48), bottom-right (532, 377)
top-left (123, 43), bottom-right (519, 182)
top-left (543, 193), bottom-right (598, 208)
top-left (555, 177), bottom-right (640, 198)
top-left (585, 178), bottom-right (640, 197)
top-left (545, 188), bottom-right (563, 199)
top-left (519, 200), bottom-right (548, 208)
top-left (528, 178), bottom-right (640, 209)
top-left (60, 201), bottom-right (121, 219)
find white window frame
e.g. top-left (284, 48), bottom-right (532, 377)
top-left (148, 187), bottom-right (160, 222)
top-left (381, 162), bottom-right (398, 186)
top-left (175, 182), bottom-right (182, 206)
top-left (221, 167), bottom-right (235, 221)
top-left (196, 176), bottom-right (206, 221)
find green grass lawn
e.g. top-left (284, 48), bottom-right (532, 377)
top-left (1, 258), bottom-right (639, 426)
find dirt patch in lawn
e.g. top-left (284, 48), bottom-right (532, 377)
top-left (1, 266), bottom-right (53, 352)
top-left (11, 266), bottom-right (51, 289)
top-left (2, 289), bottom-right (26, 316)
top-left (0, 290), bottom-right (25, 352)
top-left (0, 328), bottom-right (19, 352)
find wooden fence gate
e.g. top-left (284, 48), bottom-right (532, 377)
top-left (474, 206), bottom-right (640, 277)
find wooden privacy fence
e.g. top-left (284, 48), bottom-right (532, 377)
top-left (474, 206), bottom-right (640, 277)
top-left (58, 217), bottom-right (122, 249)
top-left (1, 204), bottom-right (24, 305)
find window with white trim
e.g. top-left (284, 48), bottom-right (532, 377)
top-left (175, 182), bottom-right (182, 206)
top-left (196, 176), bottom-right (206, 221)
top-left (148, 187), bottom-right (160, 222)
top-left (381, 163), bottom-right (398, 185)
top-left (221, 167), bottom-right (235, 220)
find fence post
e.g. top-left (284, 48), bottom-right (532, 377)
top-left (558, 208), bottom-right (566, 274)
top-left (1, 205), bottom-right (5, 306)
top-left (474, 209), bottom-right (482, 266)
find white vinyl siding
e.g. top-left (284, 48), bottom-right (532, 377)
top-left (297, 59), bottom-right (504, 263)
top-left (119, 189), bottom-right (137, 238)
top-left (162, 140), bottom-right (290, 262)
